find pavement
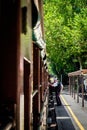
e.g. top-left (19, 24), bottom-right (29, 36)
top-left (47, 87), bottom-right (87, 130)
top-left (60, 88), bottom-right (87, 130)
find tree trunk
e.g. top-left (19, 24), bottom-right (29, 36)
top-left (78, 57), bottom-right (82, 70)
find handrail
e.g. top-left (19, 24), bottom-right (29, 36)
top-left (40, 84), bottom-right (42, 88)
top-left (32, 90), bottom-right (38, 98)
top-left (24, 57), bottom-right (31, 63)
top-left (1, 120), bottom-right (16, 130)
top-left (4, 122), bottom-right (13, 130)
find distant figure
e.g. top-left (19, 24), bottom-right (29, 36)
top-left (84, 78), bottom-right (87, 92)
top-left (48, 76), bottom-right (58, 94)
top-left (55, 81), bottom-right (63, 106)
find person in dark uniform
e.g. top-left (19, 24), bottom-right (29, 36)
top-left (55, 81), bottom-right (63, 106)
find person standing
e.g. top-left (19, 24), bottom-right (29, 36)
top-left (55, 81), bottom-right (63, 106)
top-left (48, 76), bottom-right (55, 95)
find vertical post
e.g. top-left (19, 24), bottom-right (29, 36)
top-left (33, 44), bottom-right (40, 130)
top-left (24, 59), bottom-right (31, 130)
top-left (40, 58), bottom-right (42, 110)
top-left (38, 47), bottom-right (41, 113)
top-left (61, 74), bottom-right (62, 83)
top-left (69, 77), bottom-right (71, 95)
top-left (42, 64), bottom-right (44, 102)
top-left (71, 77), bottom-right (73, 97)
top-left (81, 76), bottom-right (84, 107)
top-left (77, 76), bottom-right (79, 103)
top-left (73, 76), bottom-right (75, 100)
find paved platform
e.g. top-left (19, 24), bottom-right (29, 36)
top-left (47, 88), bottom-right (87, 130)
top-left (61, 89), bottom-right (87, 130)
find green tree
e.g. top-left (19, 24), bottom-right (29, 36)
top-left (43, 0), bottom-right (87, 79)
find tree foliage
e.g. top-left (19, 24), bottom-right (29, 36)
top-left (43, 0), bottom-right (87, 78)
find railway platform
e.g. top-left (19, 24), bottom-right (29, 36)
top-left (47, 87), bottom-right (87, 130)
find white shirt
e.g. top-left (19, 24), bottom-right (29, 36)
top-left (52, 81), bottom-right (58, 87)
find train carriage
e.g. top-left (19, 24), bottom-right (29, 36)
top-left (0, 0), bottom-right (48, 130)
